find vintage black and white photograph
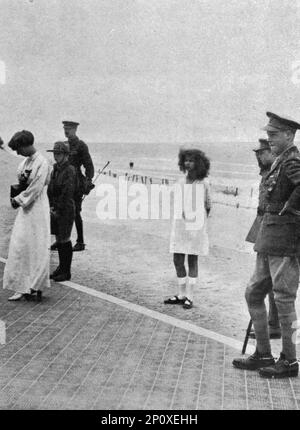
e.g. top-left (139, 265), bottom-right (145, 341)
top-left (1, 0), bottom-right (300, 412)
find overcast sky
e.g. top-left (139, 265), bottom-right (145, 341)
top-left (0, 0), bottom-right (300, 143)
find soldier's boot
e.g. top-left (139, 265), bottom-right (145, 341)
top-left (53, 241), bottom-right (72, 282)
top-left (74, 216), bottom-right (85, 251)
top-left (50, 243), bottom-right (62, 279)
top-left (259, 353), bottom-right (299, 379)
top-left (65, 241), bottom-right (73, 279)
top-left (232, 349), bottom-right (275, 370)
top-left (50, 265), bottom-right (61, 279)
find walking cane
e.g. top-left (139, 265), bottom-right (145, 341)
top-left (82, 160), bottom-right (110, 201)
top-left (242, 318), bottom-right (253, 354)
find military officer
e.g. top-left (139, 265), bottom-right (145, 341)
top-left (51, 121), bottom-right (94, 252)
top-left (246, 139), bottom-right (281, 340)
top-left (233, 112), bottom-right (300, 378)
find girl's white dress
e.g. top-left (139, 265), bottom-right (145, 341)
top-left (3, 152), bottom-right (51, 293)
top-left (169, 177), bottom-right (211, 256)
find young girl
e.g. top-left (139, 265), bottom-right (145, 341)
top-left (47, 141), bottom-right (76, 282)
top-left (165, 148), bottom-right (211, 309)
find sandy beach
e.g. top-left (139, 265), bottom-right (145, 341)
top-left (2, 146), bottom-right (300, 410)
top-left (2, 146), bottom-right (297, 358)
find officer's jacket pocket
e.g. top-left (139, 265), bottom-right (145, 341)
top-left (254, 214), bottom-right (297, 255)
top-left (265, 214), bottom-right (296, 225)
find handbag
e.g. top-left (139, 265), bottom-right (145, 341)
top-left (10, 169), bottom-right (32, 202)
top-left (10, 183), bottom-right (28, 199)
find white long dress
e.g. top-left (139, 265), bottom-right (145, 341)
top-left (3, 151), bottom-right (51, 293)
top-left (169, 177), bottom-right (211, 256)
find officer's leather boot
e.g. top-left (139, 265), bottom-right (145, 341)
top-left (232, 349), bottom-right (275, 370)
top-left (259, 353), bottom-right (299, 378)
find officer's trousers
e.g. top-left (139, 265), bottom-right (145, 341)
top-left (245, 253), bottom-right (300, 359)
top-left (267, 290), bottom-right (280, 328)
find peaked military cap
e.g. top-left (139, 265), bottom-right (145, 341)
top-left (253, 138), bottom-right (271, 152)
top-left (47, 141), bottom-right (70, 154)
top-left (62, 121), bottom-right (80, 128)
top-left (262, 112), bottom-right (300, 132)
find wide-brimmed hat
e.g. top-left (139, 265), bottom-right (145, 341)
top-left (47, 141), bottom-right (70, 154)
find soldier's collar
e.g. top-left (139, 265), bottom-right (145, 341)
top-left (270, 145), bottom-right (297, 171)
top-left (276, 144), bottom-right (297, 161)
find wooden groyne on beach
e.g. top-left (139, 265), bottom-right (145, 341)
top-left (98, 168), bottom-right (258, 211)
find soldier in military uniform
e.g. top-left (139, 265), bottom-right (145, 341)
top-left (233, 112), bottom-right (300, 378)
top-left (51, 121), bottom-right (95, 252)
top-left (246, 138), bottom-right (281, 340)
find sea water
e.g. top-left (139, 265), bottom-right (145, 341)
top-left (86, 140), bottom-right (259, 179)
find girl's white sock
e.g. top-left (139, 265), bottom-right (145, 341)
top-left (177, 277), bottom-right (186, 299)
top-left (187, 277), bottom-right (197, 301)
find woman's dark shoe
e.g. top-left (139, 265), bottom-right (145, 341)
top-left (164, 295), bottom-right (186, 305)
top-left (29, 289), bottom-right (43, 302)
top-left (24, 290), bottom-right (37, 300)
top-left (183, 298), bottom-right (193, 309)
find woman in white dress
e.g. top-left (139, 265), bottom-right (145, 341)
top-left (3, 130), bottom-right (51, 301)
top-left (165, 148), bottom-right (211, 309)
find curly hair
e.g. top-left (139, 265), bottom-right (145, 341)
top-left (8, 130), bottom-right (34, 151)
top-left (178, 148), bottom-right (210, 180)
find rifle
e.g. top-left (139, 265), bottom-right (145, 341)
top-left (82, 160), bottom-right (110, 200)
top-left (242, 318), bottom-right (253, 354)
